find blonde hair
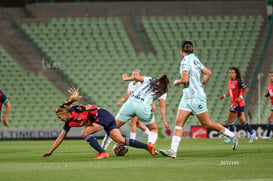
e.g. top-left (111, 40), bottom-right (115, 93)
top-left (56, 87), bottom-right (82, 114)
top-left (133, 69), bottom-right (141, 74)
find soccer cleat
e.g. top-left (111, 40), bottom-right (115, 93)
top-left (223, 137), bottom-right (231, 144)
top-left (159, 149), bottom-right (177, 159)
top-left (147, 143), bottom-right (156, 156)
top-left (248, 133), bottom-right (257, 143)
top-left (94, 152), bottom-right (109, 159)
top-left (231, 136), bottom-right (238, 151)
top-left (261, 136), bottom-right (271, 140)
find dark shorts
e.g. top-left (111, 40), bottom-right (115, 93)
top-left (95, 109), bottom-right (118, 135)
top-left (271, 105), bottom-right (273, 112)
top-left (229, 106), bottom-right (244, 114)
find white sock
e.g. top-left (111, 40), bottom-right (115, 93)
top-left (171, 136), bottom-right (181, 153)
top-left (148, 132), bottom-right (158, 144)
top-left (144, 129), bottom-right (151, 136)
top-left (101, 135), bottom-right (112, 150)
top-left (130, 132), bottom-right (136, 140)
top-left (223, 128), bottom-right (235, 138)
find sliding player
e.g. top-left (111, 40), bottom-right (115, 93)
top-left (41, 88), bottom-right (156, 159)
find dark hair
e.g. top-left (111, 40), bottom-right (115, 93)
top-left (269, 71), bottom-right (273, 74)
top-left (181, 40), bottom-right (193, 53)
top-left (150, 75), bottom-right (169, 99)
top-left (229, 67), bottom-right (241, 80)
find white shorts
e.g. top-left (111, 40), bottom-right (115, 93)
top-left (116, 100), bottom-right (155, 125)
top-left (179, 97), bottom-right (208, 115)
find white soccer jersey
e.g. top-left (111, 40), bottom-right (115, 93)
top-left (129, 76), bottom-right (167, 105)
top-left (128, 81), bottom-right (142, 93)
top-left (180, 53), bottom-right (206, 99)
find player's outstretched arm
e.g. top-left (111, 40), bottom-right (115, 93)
top-left (219, 92), bottom-right (230, 101)
top-left (41, 130), bottom-right (68, 157)
top-left (122, 74), bottom-right (144, 82)
top-left (118, 91), bottom-right (131, 105)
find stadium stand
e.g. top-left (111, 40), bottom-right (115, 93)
top-left (19, 15), bottom-right (264, 126)
top-left (141, 15), bottom-right (264, 125)
top-left (0, 47), bottom-right (65, 128)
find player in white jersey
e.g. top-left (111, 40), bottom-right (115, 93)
top-left (118, 69), bottom-right (152, 140)
top-left (101, 74), bottom-right (169, 150)
top-left (160, 40), bottom-right (238, 158)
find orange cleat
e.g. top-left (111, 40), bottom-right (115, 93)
top-left (94, 152), bottom-right (109, 159)
top-left (147, 143), bottom-right (156, 156)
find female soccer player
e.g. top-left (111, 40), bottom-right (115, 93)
top-left (0, 89), bottom-right (11, 127)
top-left (262, 71), bottom-right (273, 139)
top-left (117, 69), bottom-right (151, 140)
top-left (219, 67), bottom-right (257, 143)
top-left (160, 40), bottom-right (238, 159)
top-left (101, 74), bottom-right (169, 150)
top-left (41, 88), bottom-right (156, 159)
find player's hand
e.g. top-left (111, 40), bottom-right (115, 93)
top-left (235, 97), bottom-right (241, 103)
top-left (41, 152), bottom-right (52, 157)
top-left (3, 117), bottom-right (8, 127)
top-left (173, 80), bottom-right (179, 87)
top-left (163, 122), bottom-right (169, 129)
top-left (122, 74), bottom-right (128, 80)
top-left (219, 96), bottom-right (224, 101)
top-left (264, 92), bottom-right (268, 97)
top-left (118, 98), bottom-right (125, 105)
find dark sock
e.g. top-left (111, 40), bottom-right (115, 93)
top-left (228, 122), bottom-right (235, 132)
top-left (266, 122), bottom-right (273, 137)
top-left (125, 138), bottom-right (147, 150)
top-left (243, 122), bottom-right (254, 135)
top-left (85, 134), bottom-right (105, 153)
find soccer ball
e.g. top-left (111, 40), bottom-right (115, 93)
top-left (113, 143), bottom-right (128, 156)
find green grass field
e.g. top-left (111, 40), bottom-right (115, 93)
top-left (0, 138), bottom-right (272, 181)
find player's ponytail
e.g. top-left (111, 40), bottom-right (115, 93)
top-left (56, 87), bottom-right (82, 114)
top-left (150, 75), bottom-right (169, 99)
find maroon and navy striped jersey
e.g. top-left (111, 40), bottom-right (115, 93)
top-left (228, 79), bottom-right (246, 107)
